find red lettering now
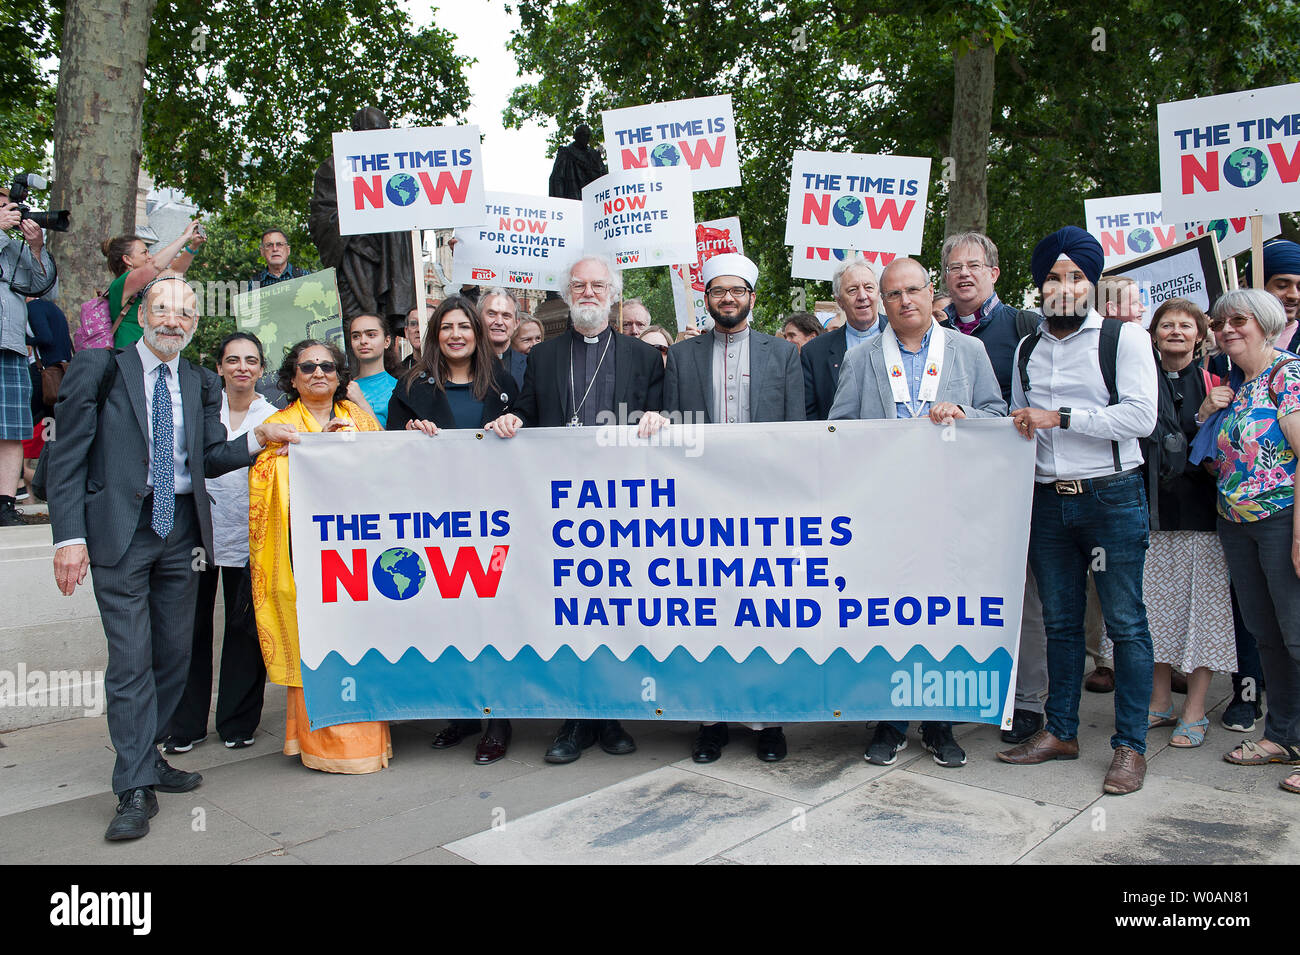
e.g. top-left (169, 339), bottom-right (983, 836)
top-left (353, 176), bottom-right (383, 210)
top-left (321, 549), bottom-right (368, 602)
top-left (417, 169), bottom-right (473, 205)
top-left (425, 545), bottom-right (509, 598)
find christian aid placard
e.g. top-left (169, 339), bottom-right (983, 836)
top-left (332, 125), bottom-right (486, 235)
top-left (784, 151), bottom-right (930, 254)
top-left (602, 95), bottom-right (741, 191)
top-left (287, 421), bottom-right (1033, 729)
top-left (582, 166), bottom-right (697, 268)
top-left (1158, 82), bottom-right (1300, 222)
top-left (450, 192), bottom-right (583, 291)
top-left (792, 246), bottom-right (900, 282)
top-left (669, 216), bottom-right (744, 332)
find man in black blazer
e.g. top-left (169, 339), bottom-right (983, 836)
top-left (487, 254), bottom-right (665, 764)
top-left (47, 276), bottom-right (297, 841)
top-left (801, 257), bottom-right (886, 420)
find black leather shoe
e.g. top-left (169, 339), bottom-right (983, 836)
top-left (598, 719), bottom-right (636, 755)
top-left (692, 723), bottom-right (729, 763)
top-left (105, 787), bottom-right (158, 841)
top-left (544, 720), bottom-right (598, 764)
top-left (756, 726), bottom-right (787, 762)
top-left (431, 719), bottom-right (482, 749)
top-left (474, 719), bottom-right (512, 765)
top-left (1001, 708), bottom-right (1044, 744)
top-left (153, 754), bottom-right (202, 793)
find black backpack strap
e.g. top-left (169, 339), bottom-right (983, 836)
top-left (1014, 308), bottom-right (1040, 341)
top-left (1098, 318), bottom-right (1123, 472)
top-left (1017, 331), bottom-right (1041, 398)
top-left (96, 349), bottom-right (120, 408)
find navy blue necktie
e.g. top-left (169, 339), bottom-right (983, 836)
top-left (151, 365), bottom-right (175, 538)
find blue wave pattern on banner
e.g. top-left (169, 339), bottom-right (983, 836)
top-left (302, 644), bottom-right (1014, 729)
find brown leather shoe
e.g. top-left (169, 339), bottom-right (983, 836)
top-left (1103, 745), bottom-right (1146, 794)
top-left (996, 728), bottom-right (1079, 764)
top-left (1084, 666), bottom-right (1115, 693)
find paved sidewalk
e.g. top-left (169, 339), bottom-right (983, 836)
top-left (1, 673), bottom-right (1295, 864)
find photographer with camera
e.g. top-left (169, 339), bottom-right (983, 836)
top-left (0, 179), bottom-right (58, 526)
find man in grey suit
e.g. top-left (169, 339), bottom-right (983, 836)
top-left (829, 257), bottom-right (1006, 768)
top-left (662, 252), bottom-right (804, 763)
top-left (47, 276), bottom-right (298, 841)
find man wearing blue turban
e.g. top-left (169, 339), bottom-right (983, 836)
top-left (1247, 238), bottom-right (1300, 352)
top-left (997, 226), bottom-right (1159, 796)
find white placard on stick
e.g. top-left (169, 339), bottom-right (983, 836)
top-left (784, 151), bottom-right (930, 254)
top-left (450, 192), bottom-right (583, 291)
top-left (332, 125), bottom-right (486, 235)
top-left (582, 166), bottom-right (697, 268)
top-left (669, 217), bottom-right (744, 332)
top-left (1181, 214), bottom-right (1282, 261)
top-left (1083, 193), bottom-right (1180, 268)
top-left (791, 247), bottom-right (900, 281)
top-left (601, 95), bottom-right (740, 191)
top-left (1157, 82), bottom-right (1300, 222)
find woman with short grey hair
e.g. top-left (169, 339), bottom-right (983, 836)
top-left (1204, 288), bottom-right (1300, 793)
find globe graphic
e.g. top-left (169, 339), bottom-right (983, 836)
top-left (1223, 147), bottom-right (1269, 189)
top-left (385, 173), bottom-right (420, 206)
top-left (833, 248), bottom-right (850, 261)
top-left (372, 547), bottom-right (427, 600)
top-left (832, 195), bottom-right (863, 227)
top-left (1207, 219), bottom-right (1230, 242)
top-left (651, 143), bottom-right (681, 166)
top-left (1126, 228), bottom-right (1154, 254)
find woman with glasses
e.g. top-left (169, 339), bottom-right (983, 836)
top-left (638, 324), bottom-right (674, 364)
top-left (1203, 289), bottom-right (1300, 794)
top-left (164, 333), bottom-right (278, 755)
top-left (387, 296), bottom-right (520, 764)
top-left (248, 339), bottom-right (392, 773)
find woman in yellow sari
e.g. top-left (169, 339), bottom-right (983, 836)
top-left (249, 339), bottom-right (392, 773)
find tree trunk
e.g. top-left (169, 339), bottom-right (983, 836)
top-left (47, 0), bottom-right (158, 314)
top-left (945, 41), bottom-right (995, 236)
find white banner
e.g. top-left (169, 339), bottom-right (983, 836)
top-left (288, 421), bottom-right (1032, 728)
top-left (332, 125), bottom-right (486, 235)
top-left (669, 217), bottom-right (744, 332)
top-left (602, 95), bottom-right (741, 191)
top-left (1158, 82), bottom-right (1300, 221)
top-left (784, 151), bottom-right (930, 254)
top-left (450, 192), bottom-right (583, 291)
top-left (582, 166), bottom-right (697, 268)
top-left (1181, 214), bottom-right (1282, 260)
top-left (791, 246), bottom-right (900, 281)
top-left (1084, 193), bottom-right (1180, 268)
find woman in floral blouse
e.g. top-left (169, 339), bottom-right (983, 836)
top-left (1207, 288), bottom-right (1300, 794)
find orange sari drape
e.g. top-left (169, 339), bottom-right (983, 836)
top-left (249, 399), bottom-right (391, 773)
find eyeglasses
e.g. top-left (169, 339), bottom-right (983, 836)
top-left (943, 261), bottom-right (990, 275)
top-left (706, 286), bottom-right (752, 300)
top-left (880, 284), bottom-right (931, 303)
top-left (296, 361), bottom-right (337, 375)
top-left (569, 281), bottom-right (610, 294)
top-left (1208, 315), bottom-right (1252, 332)
top-left (262, 241), bottom-right (288, 250)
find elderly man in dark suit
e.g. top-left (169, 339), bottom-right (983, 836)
top-left (830, 257), bottom-right (1006, 769)
top-left (487, 254), bottom-right (665, 764)
top-left (801, 257), bottom-right (887, 420)
top-left (662, 252), bottom-right (804, 763)
top-left (47, 276), bottom-right (298, 841)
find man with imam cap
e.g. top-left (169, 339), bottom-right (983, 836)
top-left (997, 226), bottom-right (1158, 796)
top-left (661, 252), bottom-right (804, 762)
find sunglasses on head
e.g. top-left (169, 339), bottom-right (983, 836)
top-left (653, 344), bottom-right (669, 354)
top-left (297, 361), bottom-right (337, 375)
top-left (1208, 316), bottom-right (1251, 332)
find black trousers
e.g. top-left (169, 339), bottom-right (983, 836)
top-left (166, 563), bottom-right (266, 743)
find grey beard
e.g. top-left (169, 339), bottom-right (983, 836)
top-left (707, 301), bottom-right (751, 329)
top-left (571, 304), bottom-right (609, 337)
top-left (143, 324), bottom-right (195, 358)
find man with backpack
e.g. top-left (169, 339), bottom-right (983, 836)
top-left (996, 226), bottom-right (1158, 796)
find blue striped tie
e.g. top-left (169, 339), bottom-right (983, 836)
top-left (151, 365), bottom-right (175, 538)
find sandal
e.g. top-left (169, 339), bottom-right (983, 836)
top-left (1169, 716), bottom-right (1209, 748)
top-left (1148, 706), bottom-right (1176, 729)
top-left (1223, 739), bottom-right (1300, 765)
top-left (1282, 771), bottom-right (1300, 795)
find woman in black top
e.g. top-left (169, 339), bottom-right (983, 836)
top-left (386, 295), bottom-right (520, 765)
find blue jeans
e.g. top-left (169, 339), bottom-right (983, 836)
top-left (1028, 472), bottom-right (1154, 753)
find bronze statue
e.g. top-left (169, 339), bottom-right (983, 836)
top-left (309, 106), bottom-right (416, 337)
top-left (548, 124), bottom-right (608, 200)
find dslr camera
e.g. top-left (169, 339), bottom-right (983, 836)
top-left (7, 173), bottom-right (70, 232)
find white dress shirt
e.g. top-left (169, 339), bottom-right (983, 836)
top-left (138, 339), bottom-right (192, 494)
top-left (1011, 311), bottom-right (1158, 482)
top-left (209, 393), bottom-right (276, 567)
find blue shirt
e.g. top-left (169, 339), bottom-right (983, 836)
top-left (356, 371), bottom-right (397, 428)
top-left (844, 316), bottom-right (884, 350)
top-left (895, 326), bottom-right (934, 419)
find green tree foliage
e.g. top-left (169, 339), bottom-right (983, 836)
top-left (0, 0), bottom-right (59, 180)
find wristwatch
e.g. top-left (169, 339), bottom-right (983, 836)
top-left (1059, 407), bottom-right (1072, 430)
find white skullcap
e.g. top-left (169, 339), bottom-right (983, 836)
top-left (701, 253), bottom-right (759, 290)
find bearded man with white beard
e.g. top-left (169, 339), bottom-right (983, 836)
top-left (485, 254), bottom-right (665, 765)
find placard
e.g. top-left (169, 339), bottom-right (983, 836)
top-left (791, 246), bottom-right (899, 281)
top-left (784, 151), bottom-right (930, 254)
top-left (602, 95), bottom-right (741, 191)
top-left (1084, 193), bottom-right (1180, 268)
top-left (1102, 233), bottom-right (1226, 315)
top-left (450, 192), bottom-right (583, 291)
top-left (669, 217), bottom-right (744, 332)
top-left (582, 166), bottom-right (697, 268)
